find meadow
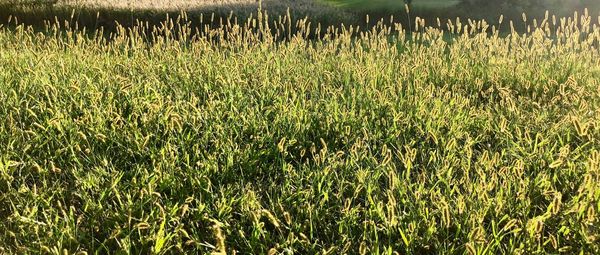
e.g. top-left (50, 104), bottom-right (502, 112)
top-left (0, 4), bottom-right (600, 255)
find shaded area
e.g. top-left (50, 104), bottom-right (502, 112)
top-left (0, 0), bottom-right (599, 38)
top-left (330, 0), bottom-right (600, 25)
top-left (0, 0), bottom-right (356, 33)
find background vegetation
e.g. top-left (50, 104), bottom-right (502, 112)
top-left (1, 0), bottom-right (599, 32)
top-left (0, 5), bottom-right (599, 254)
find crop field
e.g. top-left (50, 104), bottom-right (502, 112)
top-left (1, 6), bottom-right (600, 255)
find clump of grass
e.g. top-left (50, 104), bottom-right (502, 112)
top-left (0, 7), bottom-right (599, 254)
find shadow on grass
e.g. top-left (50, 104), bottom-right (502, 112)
top-left (0, 0), bottom-right (598, 36)
top-left (0, 1), bottom-right (359, 33)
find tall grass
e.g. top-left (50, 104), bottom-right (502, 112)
top-left (0, 8), bottom-right (599, 254)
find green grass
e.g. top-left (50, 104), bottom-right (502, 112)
top-left (0, 9), bottom-right (600, 254)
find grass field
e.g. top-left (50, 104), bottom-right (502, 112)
top-left (2, 0), bottom-right (599, 34)
top-left (56, 0), bottom-right (459, 12)
top-left (327, 0), bottom-right (460, 12)
top-left (1, 6), bottom-right (600, 255)
top-left (0, 0), bottom-right (357, 33)
top-left (57, 0), bottom-right (328, 12)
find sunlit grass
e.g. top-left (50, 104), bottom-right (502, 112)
top-left (0, 7), bottom-right (599, 254)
